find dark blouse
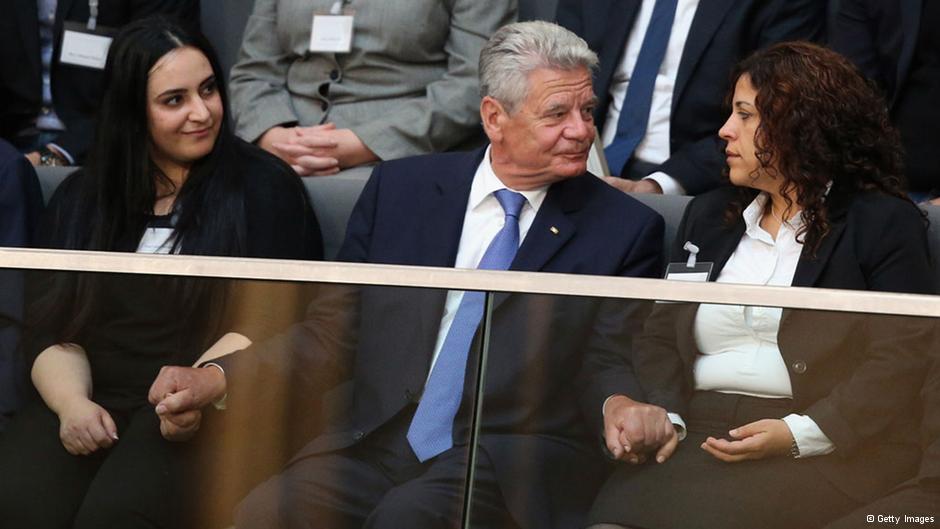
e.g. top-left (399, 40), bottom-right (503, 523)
top-left (27, 141), bottom-right (323, 410)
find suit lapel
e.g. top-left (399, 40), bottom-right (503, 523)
top-left (780, 197), bottom-right (850, 328)
top-left (672, 0), bottom-right (735, 111)
top-left (689, 214), bottom-right (745, 281)
top-left (414, 150), bottom-right (481, 354)
top-left (791, 212), bottom-right (848, 288)
top-left (487, 177), bottom-right (580, 311)
top-left (894, 0), bottom-right (923, 106)
top-left (419, 150), bottom-right (481, 268)
top-left (511, 183), bottom-right (577, 273)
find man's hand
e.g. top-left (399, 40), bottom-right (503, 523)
top-left (701, 418), bottom-right (793, 462)
top-left (25, 151), bottom-right (41, 166)
top-left (603, 395), bottom-right (678, 464)
top-left (148, 365), bottom-right (226, 441)
top-left (602, 176), bottom-right (663, 194)
top-left (57, 397), bottom-right (119, 455)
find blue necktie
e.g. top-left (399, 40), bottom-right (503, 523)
top-left (407, 189), bottom-right (526, 462)
top-left (604, 0), bottom-right (679, 175)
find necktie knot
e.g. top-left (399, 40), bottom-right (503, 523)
top-left (494, 189), bottom-right (526, 220)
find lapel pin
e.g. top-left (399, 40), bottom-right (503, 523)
top-left (550, 226), bottom-right (559, 235)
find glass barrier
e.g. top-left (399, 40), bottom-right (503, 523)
top-left (468, 293), bottom-right (939, 529)
top-left (0, 249), bottom-right (937, 529)
top-left (0, 265), bottom-right (484, 529)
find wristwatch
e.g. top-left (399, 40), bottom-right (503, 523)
top-left (38, 146), bottom-right (68, 166)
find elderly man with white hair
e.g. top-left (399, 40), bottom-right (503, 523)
top-left (150, 21), bottom-right (664, 529)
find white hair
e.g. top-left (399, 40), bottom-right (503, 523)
top-left (479, 20), bottom-right (598, 113)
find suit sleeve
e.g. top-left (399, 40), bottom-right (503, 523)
top-left (348, 0), bottom-right (516, 160)
top-left (657, 0), bottom-right (825, 195)
top-left (804, 202), bottom-right (935, 454)
top-left (579, 205), bottom-right (665, 438)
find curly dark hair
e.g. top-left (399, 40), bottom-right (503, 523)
top-left (724, 41), bottom-right (911, 257)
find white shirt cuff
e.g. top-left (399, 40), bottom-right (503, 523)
top-left (644, 171), bottom-right (685, 196)
top-left (782, 413), bottom-right (835, 458)
top-left (47, 143), bottom-right (75, 165)
top-left (203, 362), bottom-right (228, 411)
top-left (667, 412), bottom-right (687, 441)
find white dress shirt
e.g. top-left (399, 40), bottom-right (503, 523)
top-left (600, 0), bottom-right (699, 195)
top-left (425, 147), bottom-right (548, 379)
top-left (691, 193), bottom-right (835, 457)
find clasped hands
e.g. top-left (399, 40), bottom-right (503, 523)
top-left (603, 395), bottom-right (793, 465)
top-left (259, 123), bottom-right (378, 176)
top-left (147, 365), bottom-right (227, 442)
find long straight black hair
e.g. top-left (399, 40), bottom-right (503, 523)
top-left (36, 17), bottom-right (247, 347)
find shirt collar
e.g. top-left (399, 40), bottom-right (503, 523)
top-left (468, 146), bottom-right (549, 214)
top-left (742, 192), bottom-right (805, 240)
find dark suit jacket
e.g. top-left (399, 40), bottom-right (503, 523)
top-left (218, 147), bottom-right (665, 528)
top-left (0, 0), bottom-right (199, 162)
top-left (829, 0), bottom-right (922, 108)
top-left (556, 0), bottom-right (824, 195)
top-left (628, 186), bottom-right (935, 502)
top-left (0, 139), bottom-right (43, 429)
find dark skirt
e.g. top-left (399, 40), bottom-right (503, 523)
top-left (587, 392), bottom-right (860, 529)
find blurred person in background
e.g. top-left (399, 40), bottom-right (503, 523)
top-left (830, 0), bottom-right (940, 204)
top-left (556, 0), bottom-right (824, 196)
top-left (229, 0), bottom-right (516, 176)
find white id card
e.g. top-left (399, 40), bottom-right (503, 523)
top-left (664, 262), bottom-right (713, 282)
top-left (60, 27), bottom-right (113, 69)
top-left (309, 14), bottom-right (354, 53)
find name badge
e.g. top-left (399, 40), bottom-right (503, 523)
top-left (664, 262), bottom-right (713, 282)
top-left (60, 22), bottom-right (114, 70)
top-left (309, 14), bottom-right (354, 53)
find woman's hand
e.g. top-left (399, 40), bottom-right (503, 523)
top-left (266, 124), bottom-right (341, 176)
top-left (262, 124), bottom-right (378, 176)
top-left (57, 397), bottom-right (119, 456)
top-left (701, 418), bottom-right (793, 462)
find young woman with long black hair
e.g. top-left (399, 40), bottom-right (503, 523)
top-left (0, 17), bottom-right (322, 529)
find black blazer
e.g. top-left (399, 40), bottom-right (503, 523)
top-left (829, 0), bottom-right (922, 107)
top-left (218, 148), bottom-right (666, 528)
top-left (555, 0), bottom-right (825, 195)
top-left (628, 186), bottom-right (935, 502)
top-left (0, 0), bottom-right (199, 162)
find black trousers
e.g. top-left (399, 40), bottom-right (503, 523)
top-left (0, 400), bottom-right (187, 529)
top-left (235, 410), bottom-right (519, 529)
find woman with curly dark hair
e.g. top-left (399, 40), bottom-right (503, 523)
top-left (586, 42), bottom-right (935, 529)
